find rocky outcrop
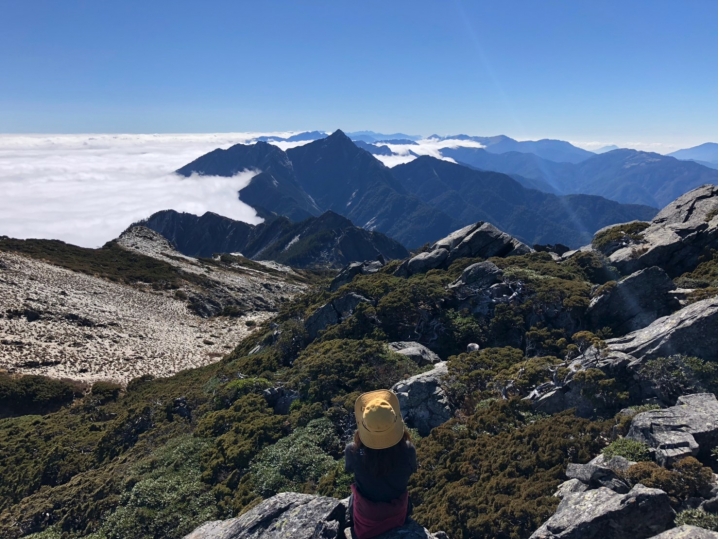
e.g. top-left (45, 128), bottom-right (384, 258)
top-left (305, 293), bottom-right (372, 339)
top-left (329, 259), bottom-right (384, 291)
top-left (648, 525), bottom-right (718, 539)
top-left (529, 484), bottom-right (675, 539)
top-left (448, 261), bottom-right (503, 291)
top-left (627, 393), bottom-right (718, 466)
top-left (553, 479), bottom-right (589, 499)
top-left (603, 297), bottom-right (718, 362)
top-left (392, 362), bottom-right (453, 436)
top-left (387, 342), bottom-right (441, 366)
top-left (343, 520), bottom-right (448, 539)
top-left (184, 492), bottom-right (346, 539)
top-left (184, 492), bottom-right (447, 539)
top-left (605, 185), bottom-right (718, 277)
top-left (586, 267), bottom-right (679, 336)
top-left (395, 222), bottom-right (531, 277)
top-left (565, 462), bottom-right (630, 493)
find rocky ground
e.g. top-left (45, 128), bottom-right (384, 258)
top-left (0, 227), bottom-right (307, 384)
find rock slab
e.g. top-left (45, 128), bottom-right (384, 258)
top-left (305, 293), bottom-right (372, 339)
top-left (604, 297), bottom-right (718, 362)
top-left (395, 222), bottom-right (530, 277)
top-left (184, 492), bottom-right (345, 539)
top-left (627, 393), bottom-right (719, 466)
top-left (607, 185), bottom-right (718, 277)
top-left (648, 525), bottom-right (718, 538)
top-left (392, 362), bottom-right (453, 436)
top-left (529, 484), bottom-right (675, 539)
top-left (586, 266), bottom-right (679, 336)
top-left (387, 342), bottom-right (441, 366)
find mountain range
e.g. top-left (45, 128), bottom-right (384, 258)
top-left (137, 209), bottom-right (409, 268)
top-left (175, 130), bottom-right (661, 249)
top-left (433, 134), bottom-right (595, 163)
top-left (668, 142), bottom-right (718, 169)
top-left (392, 156), bottom-right (658, 248)
top-left (440, 145), bottom-right (718, 207)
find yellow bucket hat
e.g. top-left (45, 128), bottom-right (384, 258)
top-left (354, 389), bottom-right (405, 450)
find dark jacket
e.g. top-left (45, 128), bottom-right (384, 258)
top-left (344, 440), bottom-right (417, 503)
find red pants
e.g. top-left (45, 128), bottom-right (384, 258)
top-left (350, 484), bottom-right (408, 539)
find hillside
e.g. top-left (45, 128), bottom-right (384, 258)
top-left (0, 185), bottom-right (715, 539)
top-left (441, 146), bottom-right (718, 207)
top-left (139, 209), bottom-right (410, 268)
top-left (0, 228), bottom-right (309, 384)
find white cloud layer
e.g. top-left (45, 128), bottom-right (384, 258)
top-left (372, 137), bottom-right (485, 167)
top-left (0, 133), bottom-right (287, 248)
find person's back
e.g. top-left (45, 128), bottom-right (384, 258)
top-left (345, 390), bottom-right (417, 539)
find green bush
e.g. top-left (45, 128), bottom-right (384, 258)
top-left (602, 438), bottom-right (652, 462)
top-left (639, 355), bottom-right (718, 404)
top-left (91, 381), bottom-right (122, 404)
top-left (89, 436), bottom-right (217, 539)
top-left (0, 373), bottom-right (82, 418)
top-left (627, 457), bottom-right (716, 507)
top-left (289, 339), bottom-right (419, 404)
top-left (213, 377), bottom-right (271, 409)
top-left (675, 509), bottom-right (718, 531)
top-left (410, 400), bottom-right (612, 539)
top-left (591, 222), bottom-right (650, 254)
top-left (250, 418), bottom-right (340, 496)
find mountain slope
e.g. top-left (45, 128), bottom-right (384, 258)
top-left (176, 141), bottom-right (321, 221)
top-left (391, 156), bottom-right (659, 247)
top-left (175, 131), bottom-right (457, 247)
top-left (139, 209), bottom-right (409, 267)
top-left (285, 130), bottom-right (458, 247)
top-left (441, 146), bottom-right (718, 207)
top-left (668, 142), bottom-right (718, 164)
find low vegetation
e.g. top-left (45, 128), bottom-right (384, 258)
top-left (591, 221), bottom-right (650, 254)
top-left (0, 241), bottom-right (716, 539)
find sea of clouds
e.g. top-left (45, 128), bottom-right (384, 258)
top-left (0, 132), bottom-right (484, 248)
top-left (0, 131), bottom-right (681, 248)
top-left (0, 133), bottom-right (305, 248)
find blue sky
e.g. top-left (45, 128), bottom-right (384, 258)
top-left (1, 0), bottom-right (717, 150)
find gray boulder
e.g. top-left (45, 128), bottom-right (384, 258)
top-left (627, 393), bottom-right (718, 466)
top-left (406, 249), bottom-right (449, 274)
top-left (607, 185), bottom-right (718, 277)
top-left (449, 261), bottom-right (503, 290)
top-left (392, 362), bottom-right (453, 436)
top-left (604, 297), bottom-right (718, 362)
top-left (305, 293), bottom-right (372, 339)
top-left (648, 525), bottom-right (718, 539)
top-left (587, 267), bottom-right (679, 335)
top-left (344, 520), bottom-right (447, 539)
top-left (565, 462), bottom-right (630, 493)
top-left (554, 479), bottom-right (590, 499)
top-left (387, 342), bottom-right (441, 366)
top-left (588, 454), bottom-right (636, 474)
top-left (329, 260), bottom-right (384, 291)
top-left (529, 484), bottom-right (675, 539)
top-left (396, 222), bottom-right (530, 277)
top-left (184, 492), bottom-right (345, 539)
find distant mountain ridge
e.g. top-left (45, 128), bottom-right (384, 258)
top-left (668, 142), bottom-right (718, 164)
top-left (441, 146), bottom-right (718, 207)
top-left (392, 156), bottom-right (658, 247)
top-left (434, 134), bottom-right (595, 163)
top-left (175, 130), bottom-right (664, 248)
top-left (138, 209), bottom-right (409, 268)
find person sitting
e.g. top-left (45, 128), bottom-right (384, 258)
top-left (345, 389), bottom-right (417, 539)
